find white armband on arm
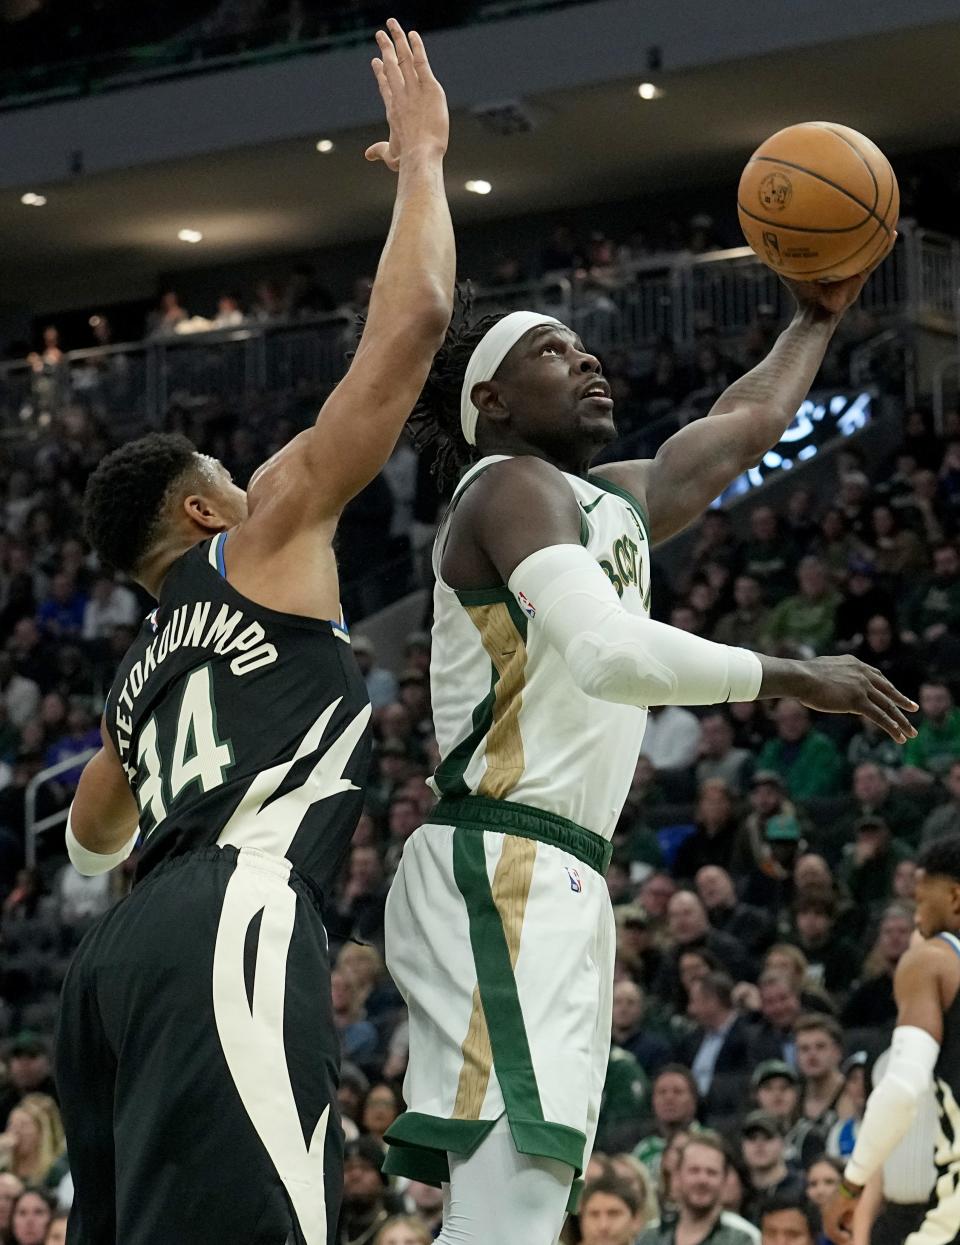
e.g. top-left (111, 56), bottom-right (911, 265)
top-left (507, 544), bottom-right (762, 708)
top-left (845, 1024), bottom-right (940, 1188)
top-left (65, 806), bottom-right (139, 877)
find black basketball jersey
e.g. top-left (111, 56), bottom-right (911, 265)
top-left (104, 532), bottom-right (372, 895)
top-left (933, 933), bottom-right (960, 1176)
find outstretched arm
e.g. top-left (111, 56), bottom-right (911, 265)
top-left (244, 20), bottom-right (454, 531)
top-left (598, 239), bottom-right (895, 545)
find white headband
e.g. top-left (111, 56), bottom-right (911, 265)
top-left (459, 310), bottom-right (565, 447)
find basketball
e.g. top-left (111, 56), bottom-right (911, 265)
top-left (737, 121), bottom-right (899, 281)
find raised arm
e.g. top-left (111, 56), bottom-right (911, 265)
top-left (599, 238), bottom-right (895, 545)
top-left (452, 458), bottom-right (917, 741)
top-left (244, 20), bottom-right (454, 532)
top-left (67, 722), bottom-right (141, 874)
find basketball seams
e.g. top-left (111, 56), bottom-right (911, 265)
top-left (810, 122), bottom-right (880, 213)
top-left (749, 155), bottom-right (888, 229)
top-left (736, 200), bottom-right (874, 235)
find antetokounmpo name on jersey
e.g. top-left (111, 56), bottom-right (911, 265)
top-left (113, 600), bottom-right (278, 764)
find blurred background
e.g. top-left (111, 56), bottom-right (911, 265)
top-left (0, 4), bottom-right (959, 1243)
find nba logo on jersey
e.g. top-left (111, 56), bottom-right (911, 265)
top-left (147, 609), bottom-right (159, 633)
top-left (517, 591), bottom-right (536, 619)
top-left (566, 867), bottom-right (582, 894)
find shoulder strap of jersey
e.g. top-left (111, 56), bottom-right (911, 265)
top-left (938, 932), bottom-right (960, 961)
top-left (431, 455), bottom-right (513, 583)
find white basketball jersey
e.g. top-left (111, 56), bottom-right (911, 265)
top-left (429, 455), bottom-right (651, 840)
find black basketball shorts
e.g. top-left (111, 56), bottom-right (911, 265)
top-left (55, 844), bottom-right (342, 1245)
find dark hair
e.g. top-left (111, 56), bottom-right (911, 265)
top-left (805, 1154), bottom-right (844, 1178)
top-left (918, 835), bottom-right (960, 885)
top-left (83, 433), bottom-right (198, 573)
top-left (407, 286), bottom-right (508, 488)
top-left (692, 971), bottom-right (734, 1010)
top-left (757, 1192), bottom-right (820, 1240)
top-left (580, 1174), bottom-right (641, 1217)
top-left (654, 1064), bottom-right (700, 1100)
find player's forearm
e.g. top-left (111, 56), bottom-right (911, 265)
top-left (364, 145), bottom-right (454, 345)
top-left (710, 304), bottom-right (838, 447)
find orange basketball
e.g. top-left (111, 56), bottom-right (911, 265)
top-left (737, 122), bottom-right (899, 281)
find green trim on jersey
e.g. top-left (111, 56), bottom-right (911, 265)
top-left (589, 473), bottom-right (652, 542)
top-left (433, 597), bottom-right (529, 799)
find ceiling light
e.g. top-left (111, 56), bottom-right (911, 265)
top-left (465, 179), bottom-right (492, 195)
top-left (316, 139), bottom-right (335, 153)
top-left (20, 192), bottom-right (47, 206)
top-left (177, 228), bottom-right (203, 244)
top-left (637, 82), bottom-right (663, 100)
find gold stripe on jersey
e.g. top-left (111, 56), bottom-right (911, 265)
top-left (464, 602), bottom-right (528, 800)
top-left (452, 834), bottom-right (537, 1119)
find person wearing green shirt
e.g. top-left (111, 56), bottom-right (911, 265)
top-left (595, 1045), bottom-right (650, 1153)
top-left (762, 557), bottom-right (841, 656)
top-left (756, 700), bottom-right (845, 799)
top-left (902, 681), bottom-right (960, 779)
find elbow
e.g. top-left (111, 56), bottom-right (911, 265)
top-left (565, 632), bottom-right (678, 706)
top-left (399, 286), bottom-right (453, 348)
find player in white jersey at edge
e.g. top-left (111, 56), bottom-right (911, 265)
top-left (826, 834), bottom-right (960, 1245)
top-left (383, 244), bottom-right (914, 1245)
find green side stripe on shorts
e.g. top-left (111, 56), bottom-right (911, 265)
top-left (452, 826), bottom-right (544, 1123)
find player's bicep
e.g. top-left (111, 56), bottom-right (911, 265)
top-left (469, 459), bottom-right (584, 583)
top-left (894, 945), bottom-right (946, 1043)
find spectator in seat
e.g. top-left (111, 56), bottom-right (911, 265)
top-left (864, 504), bottom-right (928, 578)
top-left (637, 872), bottom-right (677, 944)
top-left (840, 814), bottom-right (915, 910)
top-left (901, 542), bottom-right (960, 645)
top-left (80, 572), bottom-right (139, 643)
top-left (750, 973), bottom-right (803, 1066)
top-left (330, 845), bottom-right (388, 946)
top-left (611, 980), bottom-right (673, 1077)
top-left (673, 780), bottom-right (742, 880)
top-left (838, 761), bottom-right (924, 846)
top-left (854, 614), bottom-right (926, 706)
top-left (695, 866), bottom-right (774, 958)
top-left (360, 1083), bottom-right (400, 1146)
top-left (212, 293), bottom-right (244, 329)
top-left (35, 573), bottom-right (86, 641)
top-left (637, 1135), bottom-right (756, 1245)
top-left (633, 1066), bottom-right (700, 1180)
top-left (146, 290), bottom-right (188, 337)
top-left (679, 972), bottom-right (753, 1130)
top-left (762, 558), bottom-right (840, 657)
top-left (0, 1037), bottom-right (56, 1124)
top-left (331, 971), bottom-right (379, 1068)
top-left (758, 1194), bottom-right (819, 1245)
top-left (339, 1137), bottom-right (404, 1245)
top-left (580, 1176), bottom-right (647, 1245)
top-left (803, 1157), bottom-right (843, 1214)
top-left (8, 1189), bottom-right (53, 1245)
top-left (696, 714), bottom-right (755, 795)
top-left (756, 701), bottom-right (844, 800)
top-left (712, 575), bottom-right (769, 652)
top-left (846, 718), bottom-right (906, 777)
top-left (656, 891), bottom-right (755, 1002)
top-left (836, 471), bottom-right (873, 537)
top-left (793, 1015), bottom-right (846, 1135)
top-left (352, 636), bottom-right (398, 710)
top-left (640, 704), bottom-right (701, 773)
top-left (751, 1061), bottom-right (823, 1168)
top-left (0, 655), bottom-right (38, 733)
top-left (739, 507), bottom-right (796, 604)
top-left (922, 759), bottom-right (960, 842)
top-left (740, 1114), bottom-right (805, 1224)
top-left (902, 680), bottom-right (960, 784)
top-left (789, 893), bottom-right (859, 997)
top-left (0, 1094), bottom-right (67, 1191)
top-left (840, 903), bottom-right (913, 1028)
top-left (834, 559), bottom-right (895, 650)
top-left (374, 1215), bottom-right (431, 1245)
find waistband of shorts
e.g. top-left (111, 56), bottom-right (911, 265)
top-left (134, 844), bottom-right (325, 911)
top-left (430, 795), bottom-right (613, 875)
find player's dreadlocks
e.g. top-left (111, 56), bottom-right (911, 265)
top-left (84, 432), bottom-right (198, 574)
top-left (406, 285), bottom-right (509, 490)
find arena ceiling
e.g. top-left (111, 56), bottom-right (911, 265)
top-left (3, 18), bottom-right (960, 310)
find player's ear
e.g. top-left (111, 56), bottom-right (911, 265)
top-left (471, 380), bottom-right (508, 424)
top-left (182, 492), bottom-right (229, 533)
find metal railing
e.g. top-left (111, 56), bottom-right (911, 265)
top-left (24, 748), bottom-right (98, 870)
top-left (1, 223), bottom-right (955, 435)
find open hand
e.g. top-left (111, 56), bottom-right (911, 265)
top-left (782, 230), bottom-right (897, 318)
top-left (365, 19), bottom-right (448, 173)
top-left (795, 654), bottom-right (917, 743)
